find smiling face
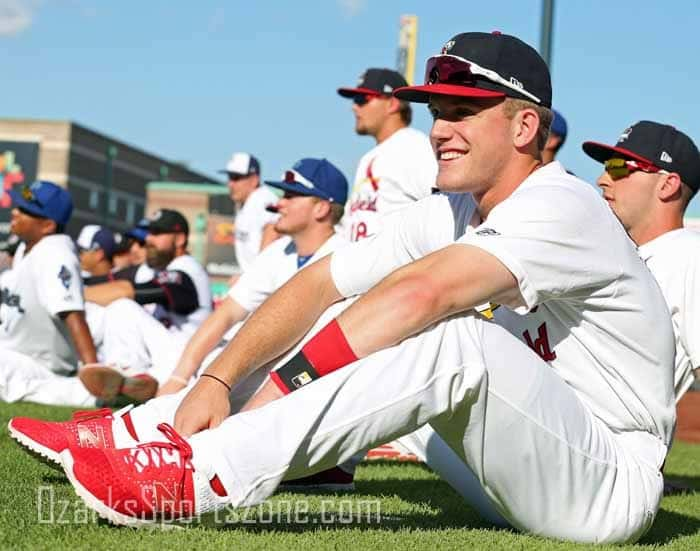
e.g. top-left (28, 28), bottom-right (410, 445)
top-left (428, 95), bottom-right (517, 197)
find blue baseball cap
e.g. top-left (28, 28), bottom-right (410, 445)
top-left (265, 158), bottom-right (348, 204)
top-left (10, 180), bottom-right (73, 226)
top-left (551, 109), bottom-right (568, 142)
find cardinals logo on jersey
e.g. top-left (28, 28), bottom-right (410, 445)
top-left (58, 265), bottom-right (72, 290)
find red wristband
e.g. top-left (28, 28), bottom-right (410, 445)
top-left (270, 319), bottom-right (359, 394)
top-left (302, 319), bottom-right (358, 376)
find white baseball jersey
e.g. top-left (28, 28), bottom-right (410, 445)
top-left (343, 127), bottom-right (437, 242)
top-left (638, 228), bottom-right (700, 402)
top-left (0, 235), bottom-right (84, 375)
top-left (331, 162), bottom-right (675, 444)
top-left (234, 185), bottom-right (280, 272)
top-left (156, 254), bottom-right (212, 334)
top-left (229, 233), bottom-right (347, 313)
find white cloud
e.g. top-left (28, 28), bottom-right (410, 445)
top-left (338, 0), bottom-right (366, 18)
top-left (0, 0), bottom-right (37, 37)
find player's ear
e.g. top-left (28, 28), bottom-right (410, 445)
top-left (386, 96), bottom-right (402, 115)
top-left (657, 172), bottom-right (683, 202)
top-left (174, 232), bottom-right (187, 249)
top-left (40, 218), bottom-right (57, 236)
top-left (314, 199), bottom-right (332, 221)
top-left (511, 106), bottom-right (540, 150)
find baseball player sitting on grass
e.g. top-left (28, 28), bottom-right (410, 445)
top-left (77, 209), bottom-right (211, 404)
top-left (0, 181), bottom-right (101, 406)
top-left (10, 33), bottom-right (676, 544)
top-left (76, 225), bottom-right (117, 278)
top-left (338, 67), bottom-right (437, 243)
top-left (155, 158), bottom-right (348, 397)
top-left (584, 121), bottom-right (700, 405)
top-left (584, 122), bottom-right (700, 496)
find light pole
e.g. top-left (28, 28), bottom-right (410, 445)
top-left (540, 0), bottom-right (555, 68)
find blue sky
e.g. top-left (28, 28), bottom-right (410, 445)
top-left (3, 0), bottom-right (700, 214)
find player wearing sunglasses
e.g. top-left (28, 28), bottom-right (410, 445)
top-left (584, 121), bottom-right (700, 408)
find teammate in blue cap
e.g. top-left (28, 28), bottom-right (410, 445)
top-left (0, 181), bottom-right (101, 405)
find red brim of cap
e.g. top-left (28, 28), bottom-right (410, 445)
top-left (393, 83), bottom-right (506, 103)
top-left (337, 87), bottom-right (385, 98)
top-left (581, 141), bottom-right (653, 165)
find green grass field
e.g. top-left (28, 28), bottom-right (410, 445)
top-left (1, 401), bottom-right (698, 550)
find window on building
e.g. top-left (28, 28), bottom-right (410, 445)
top-left (108, 195), bottom-right (118, 215)
top-left (89, 190), bottom-right (99, 210)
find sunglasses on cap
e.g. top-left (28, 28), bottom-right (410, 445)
top-left (352, 93), bottom-right (385, 106)
top-left (424, 54), bottom-right (542, 104)
top-left (283, 170), bottom-right (334, 202)
top-left (603, 157), bottom-right (669, 181)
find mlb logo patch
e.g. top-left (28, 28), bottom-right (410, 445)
top-left (58, 265), bottom-right (72, 289)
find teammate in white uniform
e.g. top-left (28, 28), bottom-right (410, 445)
top-left (153, 158), bottom-right (349, 397)
top-left (12, 34), bottom-right (676, 543)
top-left (338, 68), bottom-right (437, 242)
top-left (220, 152), bottom-right (280, 274)
top-left (0, 181), bottom-right (98, 406)
top-left (78, 209), bottom-right (211, 402)
top-left (76, 225), bottom-right (116, 277)
top-left (338, 67), bottom-right (438, 463)
top-left (583, 121), bottom-right (700, 402)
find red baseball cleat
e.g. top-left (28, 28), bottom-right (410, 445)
top-left (61, 423), bottom-right (228, 526)
top-left (8, 408), bottom-right (119, 466)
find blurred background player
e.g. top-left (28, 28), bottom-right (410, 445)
top-left (219, 152), bottom-right (280, 278)
top-left (78, 209), bottom-right (211, 402)
top-left (76, 225), bottom-right (116, 277)
top-left (0, 181), bottom-right (99, 406)
top-left (337, 67), bottom-right (437, 242)
top-left (152, 158), bottom-right (348, 399)
top-left (542, 109), bottom-right (567, 164)
top-left (337, 67), bottom-right (437, 461)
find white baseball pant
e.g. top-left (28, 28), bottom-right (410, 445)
top-left (0, 349), bottom-right (95, 406)
top-left (101, 298), bottom-right (194, 384)
top-left (183, 312), bottom-right (665, 544)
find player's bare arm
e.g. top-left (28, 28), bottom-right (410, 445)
top-left (84, 280), bottom-right (134, 305)
top-left (174, 254), bottom-right (342, 436)
top-left (157, 296), bottom-right (248, 396)
top-left (60, 310), bottom-right (98, 364)
top-left (246, 244), bottom-right (518, 407)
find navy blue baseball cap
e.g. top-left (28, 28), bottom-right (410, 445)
top-left (76, 225), bottom-right (117, 259)
top-left (265, 158), bottom-right (349, 204)
top-left (551, 109), bottom-right (568, 142)
top-left (10, 180), bottom-right (73, 226)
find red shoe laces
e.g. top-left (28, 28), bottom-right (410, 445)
top-left (127, 423), bottom-right (193, 510)
top-left (71, 408), bottom-right (112, 422)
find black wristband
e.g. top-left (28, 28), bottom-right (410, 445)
top-left (272, 351), bottom-right (321, 393)
top-left (200, 373), bottom-right (232, 392)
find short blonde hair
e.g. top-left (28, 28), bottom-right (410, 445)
top-left (503, 98), bottom-right (553, 152)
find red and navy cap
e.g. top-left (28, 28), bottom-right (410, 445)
top-left (394, 31), bottom-right (552, 108)
top-left (338, 68), bottom-right (408, 99)
top-left (583, 121), bottom-right (700, 193)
